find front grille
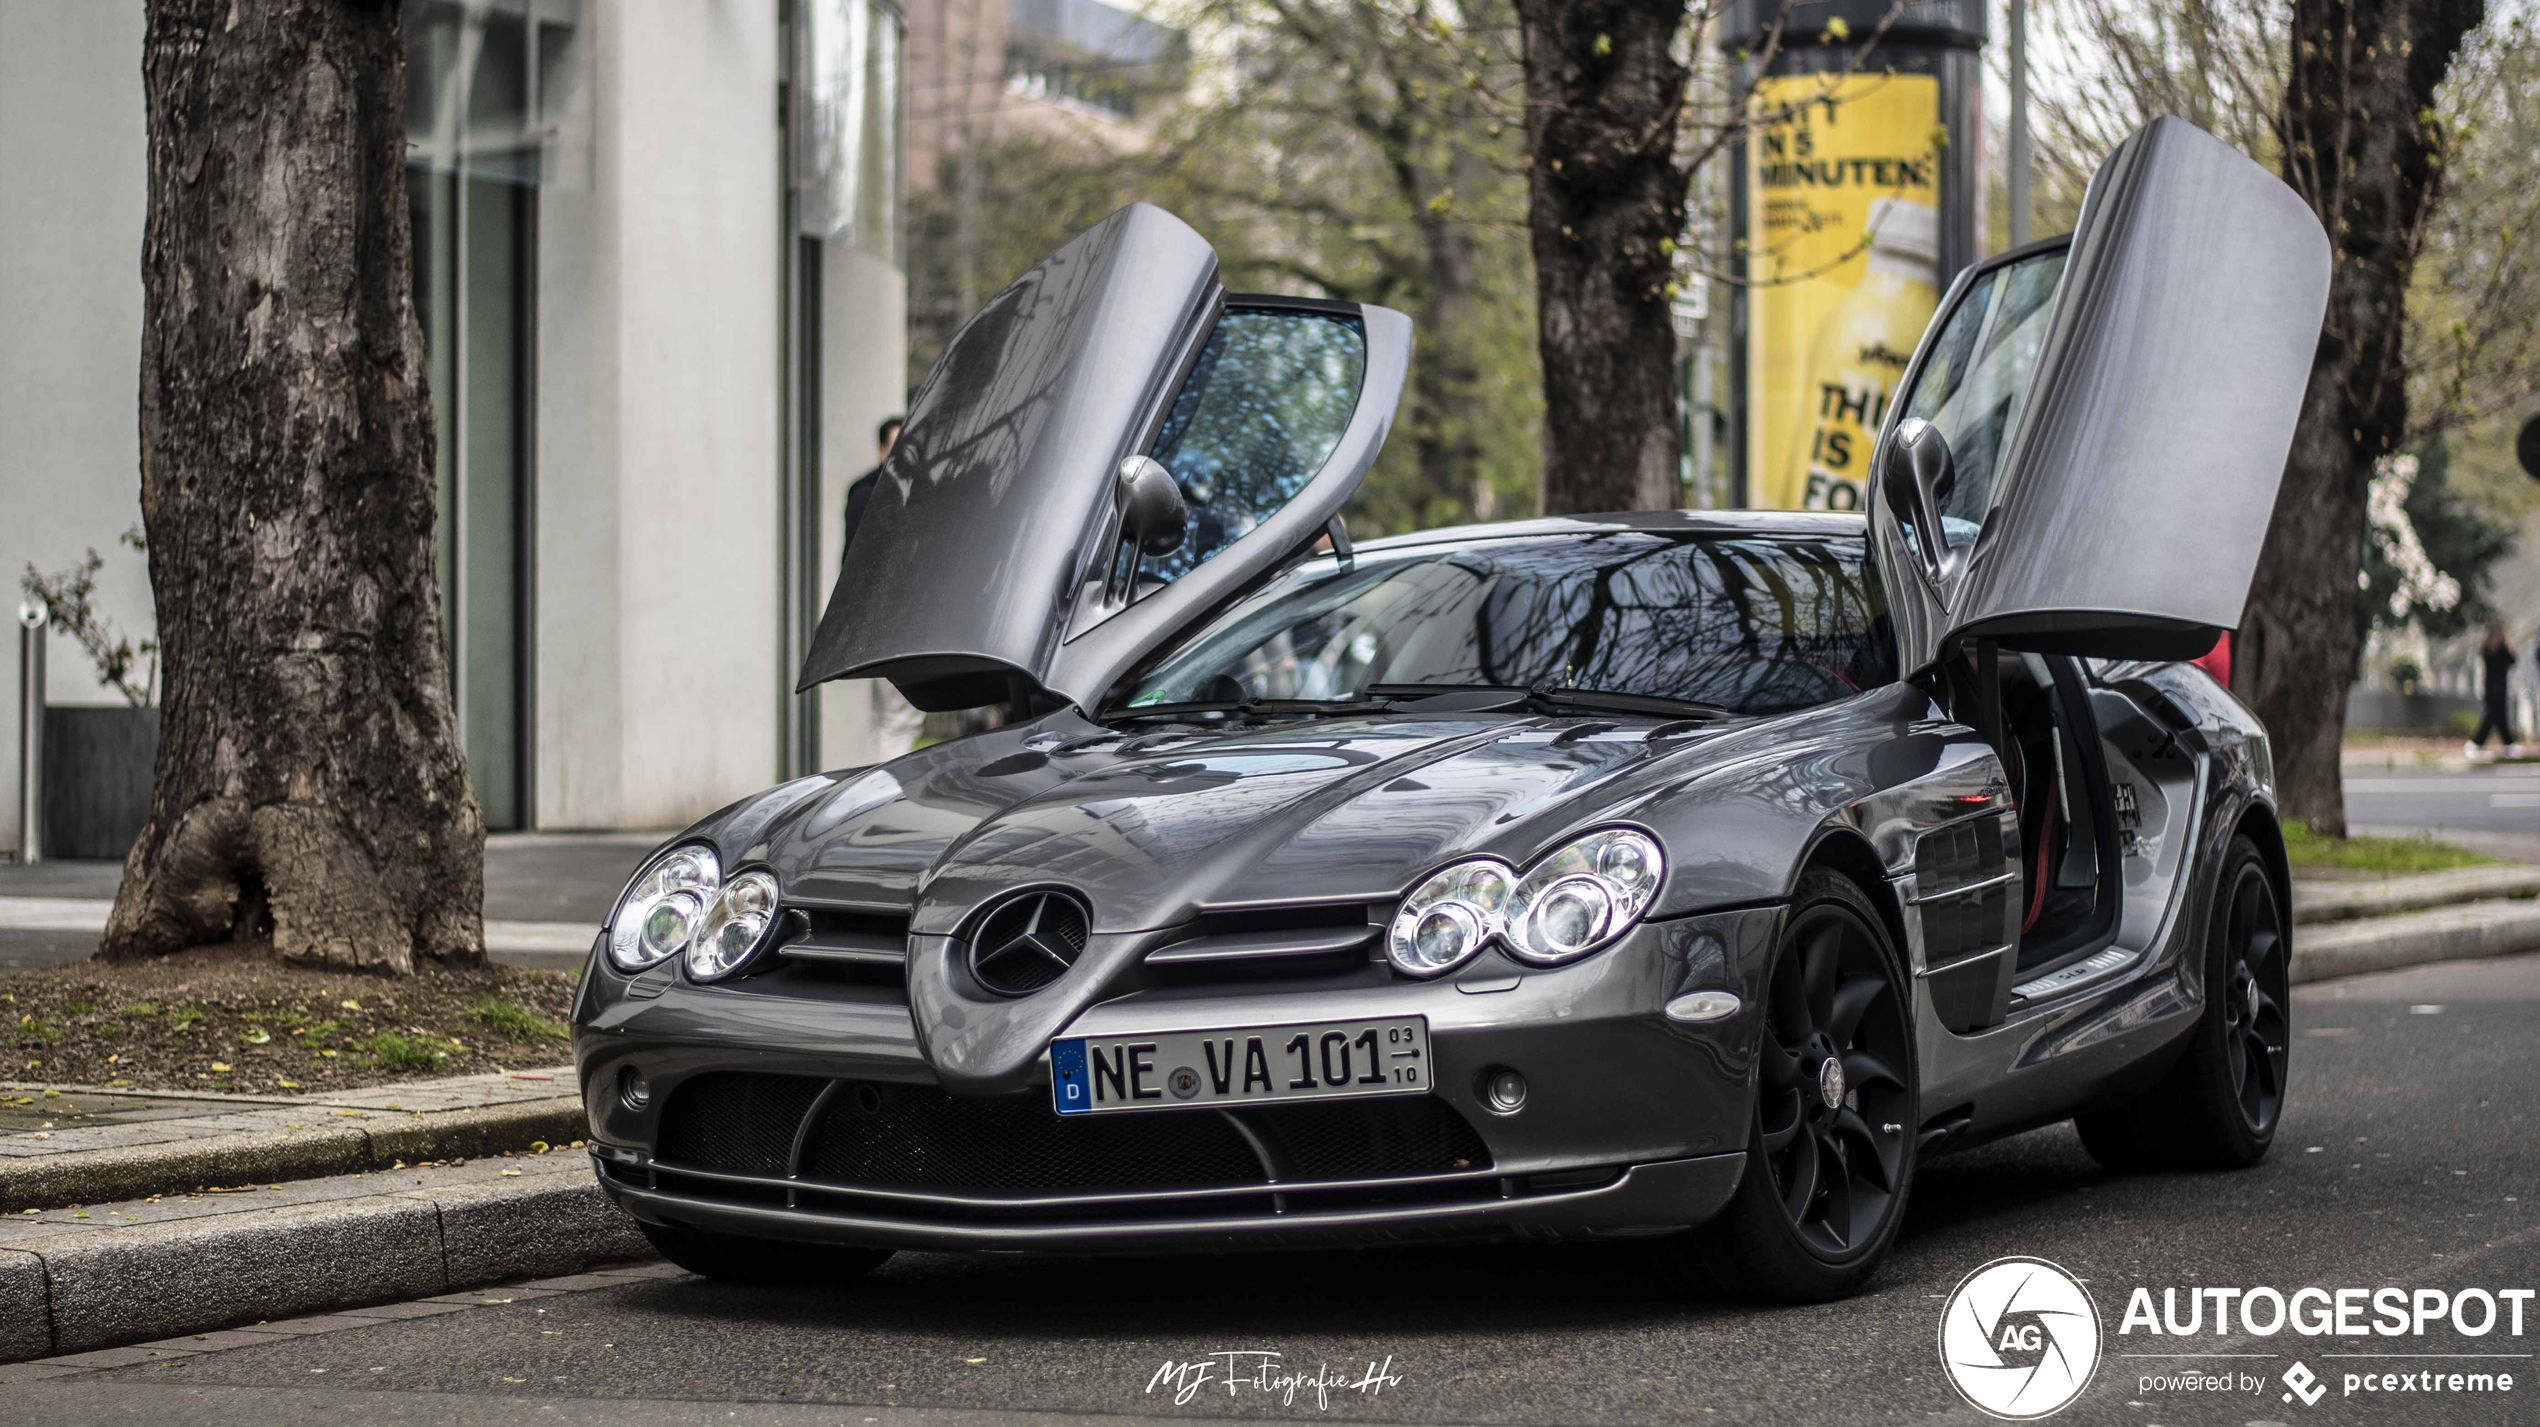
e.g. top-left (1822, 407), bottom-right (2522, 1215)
top-left (800, 1080), bottom-right (1264, 1192)
top-left (1246, 1096), bottom-right (1491, 1179)
top-left (656, 1072), bottom-right (826, 1174)
top-left (650, 1071), bottom-right (1493, 1203)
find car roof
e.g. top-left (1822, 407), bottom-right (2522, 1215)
top-left (1351, 508), bottom-right (1869, 555)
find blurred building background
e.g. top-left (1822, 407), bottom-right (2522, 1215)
top-left (1, 0), bottom-right (910, 851)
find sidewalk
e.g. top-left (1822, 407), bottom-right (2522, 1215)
top-left (0, 831), bottom-right (663, 973)
top-left (1, 1066), bottom-right (583, 1212)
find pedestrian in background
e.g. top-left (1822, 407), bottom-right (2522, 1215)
top-left (840, 415), bottom-right (903, 573)
top-left (2468, 617), bottom-right (2520, 757)
top-left (832, 414), bottom-right (924, 760)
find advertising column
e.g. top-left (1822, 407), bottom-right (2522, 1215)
top-left (1720, 0), bottom-right (1986, 510)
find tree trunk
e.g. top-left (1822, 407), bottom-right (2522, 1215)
top-left (1513, 0), bottom-right (1688, 515)
top-left (2240, 0), bottom-right (2483, 835)
top-left (1409, 148), bottom-right (1488, 524)
top-left (105, 0), bottom-right (484, 973)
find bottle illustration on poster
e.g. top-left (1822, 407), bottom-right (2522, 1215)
top-left (1787, 196), bottom-right (1938, 511)
top-left (1741, 70), bottom-right (1956, 511)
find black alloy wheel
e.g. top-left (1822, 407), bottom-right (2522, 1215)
top-left (1756, 897), bottom-right (1915, 1255)
top-left (2218, 856), bottom-right (2291, 1133)
top-left (2076, 833), bottom-right (2288, 1170)
top-left (1684, 869), bottom-right (1918, 1302)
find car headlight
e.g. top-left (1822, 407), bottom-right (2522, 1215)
top-left (1385, 828), bottom-right (1664, 977)
top-left (686, 869), bottom-right (782, 981)
top-left (1387, 860), bottom-right (1515, 976)
top-left (607, 844), bottom-right (720, 973)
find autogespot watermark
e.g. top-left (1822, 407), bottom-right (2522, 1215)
top-left (1940, 1256), bottom-right (2106, 1419)
top-left (2117, 1282), bottom-right (2528, 1408)
top-left (1145, 1350), bottom-right (1403, 1411)
top-left (1940, 1259), bottom-right (2533, 1418)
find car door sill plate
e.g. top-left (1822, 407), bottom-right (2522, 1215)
top-left (1051, 1016), bottom-right (1428, 1116)
top-left (2011, 946), bottom-right (2134, 1002)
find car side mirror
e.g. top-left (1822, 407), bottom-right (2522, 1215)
top-left (1116, 455), bottom-right (1188, 557)
top-left (1880, 418), bottom-right (1958, 580)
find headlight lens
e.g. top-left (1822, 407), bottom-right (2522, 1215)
top-left (608, 844), bottom-right (720, 972)
top-left (1504, 828), bottom-right (1664, 965)
top-left (1387, 860), bottom-right (1514, 976)
top-left (1385, 828), bottom-right (1663, 976)
top-left (687, 869), bottom-right (782, 981)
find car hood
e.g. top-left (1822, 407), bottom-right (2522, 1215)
top-left (683, 696), bottom-right (1922, 1092)
top-left (745, 710), bottom-right (1752, 936)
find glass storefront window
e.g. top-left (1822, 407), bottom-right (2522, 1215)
top-left (406, 0), bottom-right (581, 829)
top-left (795, 0), bottom-right (903, 266)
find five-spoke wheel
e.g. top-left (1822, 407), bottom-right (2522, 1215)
top-left (2077, 832), bottom-right (2289, 1170)
top-left (1757, 899), bottom-right (1914, 1255)
top-left (1687, 868), bottom-right (1918, 1301)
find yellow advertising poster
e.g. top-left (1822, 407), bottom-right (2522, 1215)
top-left (1746, 73), bottom-right (1943, 511)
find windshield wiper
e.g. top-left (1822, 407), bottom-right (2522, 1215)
top-left (1366, 683), bottom-right (1737, 721)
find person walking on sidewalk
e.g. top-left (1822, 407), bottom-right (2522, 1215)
top-left (2468, 617), bottom-right (2520, 757)
top-left (839, 414), bottom-right (903, 572)
top-left (832, 415), bottom-right (925, 760)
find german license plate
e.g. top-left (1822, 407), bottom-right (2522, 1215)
top-left (1050, 1016), bottom-right (1429, 1116)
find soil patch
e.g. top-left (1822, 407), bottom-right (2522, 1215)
top-left (2, 946), bottom-right (575, 1092)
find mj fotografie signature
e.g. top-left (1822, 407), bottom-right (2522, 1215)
top-left (1147, 1350), bottom-right (1404, 1410)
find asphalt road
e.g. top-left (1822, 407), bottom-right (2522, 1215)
top-left (2347, 767), bottom-right (2540, 851)
top-left (16, 953), bottom-right (2538, 1426)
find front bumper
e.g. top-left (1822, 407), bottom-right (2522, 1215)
top-left (571, 906), bottom-right (1779, 1254)
top-left (595, 1147), bottom-right (1748, 1253)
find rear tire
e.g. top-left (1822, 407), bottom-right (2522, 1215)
top-left (640, 1221), bottom-right (893, 1285)
top-left (1679, 869), bottom-right (1918, 1302)
top-left (2076, 833), bottom-right (2288, 1171)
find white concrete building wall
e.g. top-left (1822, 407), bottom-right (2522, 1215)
top-left (0, 0), bottom-right (909, 848)
top-left (816, 242), bottom-right (911, 771)
top-left (0, 0), bottom-right (153, 855)
top-left (539, 0), bottom-right (786, 829)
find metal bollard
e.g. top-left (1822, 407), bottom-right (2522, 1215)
top-left (16, 599), bottom-right (44, 865)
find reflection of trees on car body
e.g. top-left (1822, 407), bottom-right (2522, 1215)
top-left (1128, 533), bottom-right (1895, 716)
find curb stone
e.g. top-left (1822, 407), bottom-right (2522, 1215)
top-left (0, 1153), bottom-right (651, 1361)
top-left (2291, 865), bottom-right (2540, 925)
top-left (2291, 898), bottom-right (2540, 984)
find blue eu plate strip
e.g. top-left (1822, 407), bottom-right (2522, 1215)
top-left (1049, 1038), bottom-right (1089, 1115)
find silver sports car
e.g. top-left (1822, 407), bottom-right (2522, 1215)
top-left (573, 117), bottom-right (2331, 1300)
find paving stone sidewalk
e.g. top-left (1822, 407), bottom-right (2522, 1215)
top-left (1, 1067), bottom-right (583, 1212)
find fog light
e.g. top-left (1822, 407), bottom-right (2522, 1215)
top-left (617, 1066), bottom-right (650, 1111)
top-left (1483, 1066), bottom-right (1528, 1115)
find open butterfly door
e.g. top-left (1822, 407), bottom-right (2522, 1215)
top-left (798, 203), bottom-right (1411, 712)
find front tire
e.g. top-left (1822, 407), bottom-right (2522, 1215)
top-left (2076, 833), bottom-right (2288, 1170)
top-left (640, 1221), bottom-right (894, 1285)
top-left (1683, 869), bottom-right (1918, 1302)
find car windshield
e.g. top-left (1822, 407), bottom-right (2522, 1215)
top-left (1121, 531), bottom-right (1896, 716)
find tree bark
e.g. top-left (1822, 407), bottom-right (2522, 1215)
top-left (1513, 1), bottom-right (1689, 515)
top-left (1408, 150), bottom-right (1489, 523)
top-left (2240, 0), bottom-right (2482, 835)
top-left (105, 0), bottom-right (484, 973)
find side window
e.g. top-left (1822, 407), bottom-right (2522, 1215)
top-left (1896, 250), bottom-right (2067, 549)
top-left (1138, 307), bottom-right (1366, 585)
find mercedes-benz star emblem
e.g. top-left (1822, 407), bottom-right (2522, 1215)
top-left (1818, 1056), bottom-right (1847, 1111)
top-left (969, 892), bottom-right (1088, 996)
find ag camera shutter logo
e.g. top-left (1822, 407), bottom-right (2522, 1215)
top-left (1939, 1257), bottom-right (2105, 1419)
